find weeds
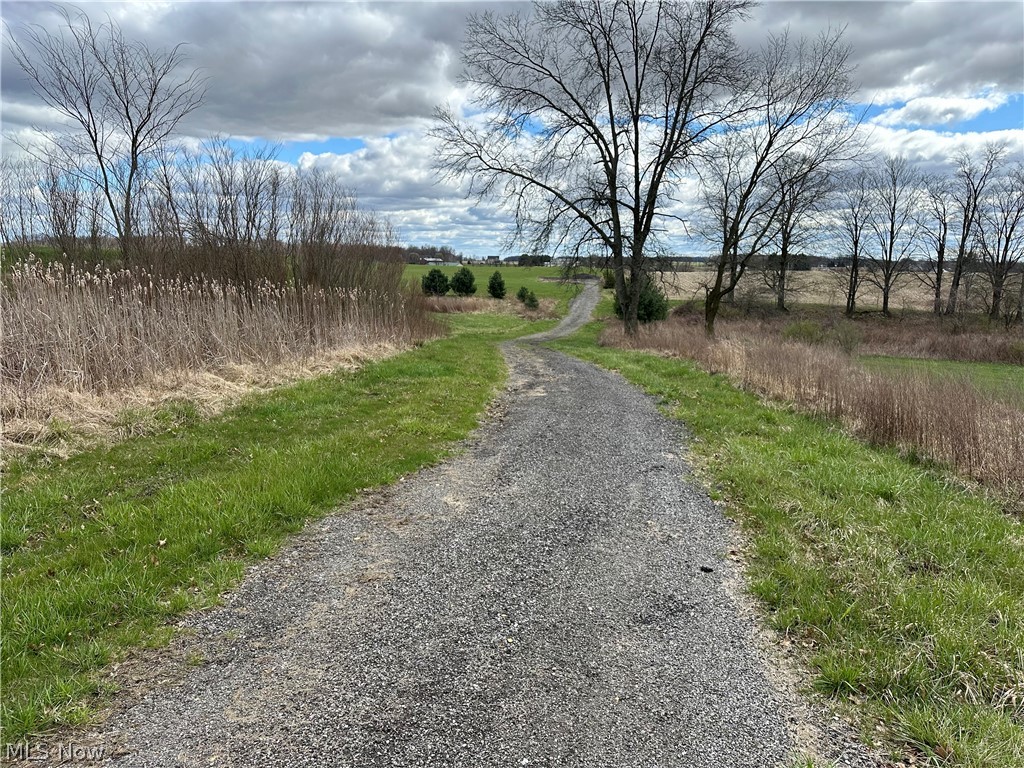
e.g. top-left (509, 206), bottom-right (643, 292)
top-left (602, 318), bottom-right (1024, 501)
top-left (1, 260), bottom-right (442, 440)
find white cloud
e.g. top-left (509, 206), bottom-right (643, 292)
top-left (871, 92), bottom-right (1010, 127)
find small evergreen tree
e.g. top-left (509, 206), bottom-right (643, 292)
top-left (516, 285), bottom-right (530, 302)
top-left (451, 266), bottom-right (477, 296)
top-left (613, 275), bottom-right (668, 323)
top-left (524, 290), bottom-right (539, 309)
top-left (421, 268), bottom-right (450, 296)
top-left (487, 270), bottom-right (506, 299)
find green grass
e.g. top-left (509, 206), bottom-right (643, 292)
top-left (403, 263), bottom-right (587, 311)
top-left (861, 356), bottom-right (1024, 401)
top-left (551, 322), bottom-right (1024, 767)
top-left (0, 312), bottom-right (551, 743)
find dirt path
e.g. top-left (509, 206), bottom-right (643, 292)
top-left (64, 282), bottom-right (877, 767)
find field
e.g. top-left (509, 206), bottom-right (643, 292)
top-left (403, 263), bottom-right (586, 312)
top-left (661, 267), bottom-right (1023, 315)
top-left (3, 262), bottom-right (1022, 765)
top-left (861, 357), bottom-right (1024, 401)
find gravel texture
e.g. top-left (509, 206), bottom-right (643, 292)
top-left (61, 281), bottom-right (881, 767)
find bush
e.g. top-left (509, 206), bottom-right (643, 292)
top-left (421, 268), bottom-right (450, 296)
top-left (613, 275), bottom-right (668, 324)
top-left (450, 266), bottom-right (477, 297)
top-left (782, 319), bottom-right (826, 345)
top-left (516, 285), bottom-right (530, 302)
top-left (602, 269), bottom-right (616, 290)
top-left (524, 290), bottom-right (539, 310)
top-left (487, 271), bottom-right (506, 299)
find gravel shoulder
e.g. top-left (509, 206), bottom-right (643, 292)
top-left (36, 283), bottom-right (879, 767)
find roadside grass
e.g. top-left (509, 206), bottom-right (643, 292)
top-left (861, 356), bottom-right (1024, 404)
top-left (403, 264), bottom-right (587, 311)
top-left (0, 312), bottom-right (551, 743)
top-left (551, 322), bottom-right (1024, 767)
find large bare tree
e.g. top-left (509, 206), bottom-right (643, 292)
top-left (696, 28), bottom-right (859, 334)
top-left (763, 153), bottom-right (834, 311)
top-left (835, 167), bottom-right (872, 316)
top-left (977, 164), bottom-right (1024, 321)
top-left (917, 173), bottom-right (952, 315)
top-left (944, 144), bottom-right (1006, 315)
top-left (7, 6), bottom-right (206, 265)
top-left (865, 155), bottom-right (920, 317)
top-left (433, 0), bottom-right (753, 334)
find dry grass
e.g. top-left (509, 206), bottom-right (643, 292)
top-left (1, 344), bottom-right (400, 462)
top-left (2, 261), bottom-right (441, 459)
top-left (423, 294), bottom-right (561, 319)
top-left (665, 303), bottom-right (1024, 366)
top-left (603, 318), bottom-right (1024, 501)
top-left (661, 268), bottom-right (1022, 316)
top-left (423, 295), bottom-right (502, 313)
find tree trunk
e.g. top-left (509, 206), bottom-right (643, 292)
top-left (990, 277), bottom-right (1004, 321)
top-left (882, 281), bottom-right (891, 317)
top-left (845, 255), bottom-right (858, 316)
top-left (776, 256), bottom-right (788, 311)
top-left (932, 245), bottom-right (944, 314)
top-left (945, 250), bottom-right (965, 315)
top-left (704, 258), bottom-right (728, 336)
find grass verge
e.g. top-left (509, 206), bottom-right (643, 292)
top-left (0, 312), bottom-right (551, 743)
top-left (550, 322), bottom-right (1024, 768)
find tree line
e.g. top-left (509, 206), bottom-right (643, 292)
top-left (433, 0), bottom-right (1023, 334)
top-left (1, 7), bottom-right (401, 298)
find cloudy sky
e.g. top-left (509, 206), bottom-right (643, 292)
top-left (2, 0), bottom-right (1022, 256)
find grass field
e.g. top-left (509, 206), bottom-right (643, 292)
top-left (0, 311), bottom-right (555, 743)
top-left (861, 356), bottom-right (1024, 403)
top-left (552, 321), bottom-right (1024, 767)
top-left (403, 263), bottom-right (586, 312)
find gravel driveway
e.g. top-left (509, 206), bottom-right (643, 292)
top-left (65, 281), bottom-right (877, 767)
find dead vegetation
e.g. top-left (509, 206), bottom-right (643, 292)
top-left (1, 261), bottom-right (441, 461)
top-left (423, 294), bottom-right (560, 319)
top-left (602, 316), bottom-right (1024, 502)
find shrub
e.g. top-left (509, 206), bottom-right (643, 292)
top-left (524, 290), bottom-right (539, 310)
top-left (782, 319), bottom-right (826, 345)
top-left (613, 275), bottom-right (669, 324)
top-left (487, 270), bottom-right (506, 299)
top-left (421, 268), bottom-right (450, 296)
top-left (602, 269), bottom-right (616, 290)
top-left (516, 285), bottom-right (530, 302)
top-left (829, 320), bottom-right (862, 355)
top-left (450, 266), bottom-right (477, 297)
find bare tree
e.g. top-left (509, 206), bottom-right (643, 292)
top-left (697, 28), bottom-right (859, 334)
top-left (0, 156), bottom-right (44, 259)
top-left (977, 164), bottom-right (1024, 321)
top-left (39, 151), bottom-right (84, 260)
top-left (433, 0), bottom-right (754, 334)
top-left (835, 168), bottom-right (871, 316)
top-left (917, 173), bottom-right (951, 314)
top-left (945, 143), bottom-right (1006, 315)
top-left (7, 6), bottom-right (206, 264)
top-left (865, 155), bottom-right (920, 317)
top-left (763, 154), bottom-right (833, 311)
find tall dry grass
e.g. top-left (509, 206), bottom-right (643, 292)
top-left (2, 260), bottom-right (441, 449)
top-left (604, 318), bottom-right (1024, 501)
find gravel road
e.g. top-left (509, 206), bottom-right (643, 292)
top-left (67, 280), bottom-right (878, 767)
